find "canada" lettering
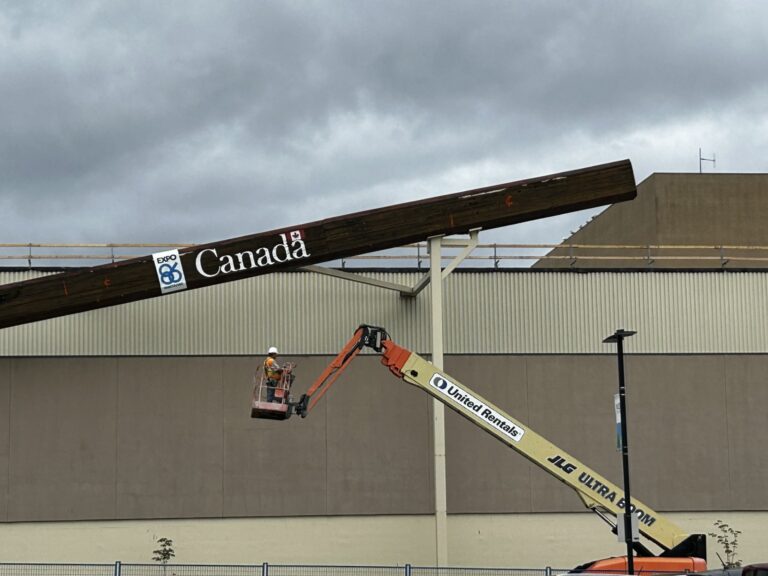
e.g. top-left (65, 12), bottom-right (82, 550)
top-left (195, 231), bottom-right (310, 278)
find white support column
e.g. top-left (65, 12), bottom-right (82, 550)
top-left (429, 235), bottom-right (448, 566)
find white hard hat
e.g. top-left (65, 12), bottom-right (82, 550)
top-left (268, 346), bottom-right (278, 355)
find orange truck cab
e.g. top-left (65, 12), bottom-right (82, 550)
top-left (577, 555), bottom-right (707, 574)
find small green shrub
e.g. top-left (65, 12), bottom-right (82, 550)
top-left (709, 520), bottom-right (742, 568)
top-left (152, 537), bottom-right (176, 565)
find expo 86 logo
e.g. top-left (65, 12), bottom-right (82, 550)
top-left (158, 258), bottom-right (182, 285)
top-left (152, 249), bottom-right (188, 294)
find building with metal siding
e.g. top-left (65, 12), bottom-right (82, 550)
top-left (2, 266), bottom-right (768, 566)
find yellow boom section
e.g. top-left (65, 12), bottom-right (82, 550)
top-left (397, 350), bottom-right (690, 552)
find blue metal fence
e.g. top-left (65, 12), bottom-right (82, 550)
top-left (120, 564), bottom-right (262, 576)
top-left (0, 564), bottom-right (704, 576)
top-left (0, 564), bottom-right (116, 576)
top-left (0, 565), bottom-right (567, 576)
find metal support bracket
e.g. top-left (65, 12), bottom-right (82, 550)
top-left (300, 228), bottom-right (481, 298)
top-left (402, 228), bottom-right (481, 297)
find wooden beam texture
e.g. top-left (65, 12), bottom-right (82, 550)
top-left (0, 160), bottom-right (636, 329)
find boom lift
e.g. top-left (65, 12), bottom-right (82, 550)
top-left (251, 361), bottom-right (296, 420)
top-left (251, 325), bottom-right (707, 573)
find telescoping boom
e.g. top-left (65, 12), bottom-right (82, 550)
top-left (260, 325), bottom-right (707, 573)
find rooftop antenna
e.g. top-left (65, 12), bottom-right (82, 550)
top-left (699, 148), bottom-right (716, 173)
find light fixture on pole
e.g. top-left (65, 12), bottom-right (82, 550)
top-left (603, 328), bottom-right (637, 575)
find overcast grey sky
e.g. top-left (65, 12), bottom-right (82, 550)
top-left (2, 1), bottom-right (767, 251)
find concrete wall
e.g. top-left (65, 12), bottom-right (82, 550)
top-left (654, 173), bottom-right (768, 246)
top-left (536, 173), bottom-right (768, 268)
top-left (2, 354), bottom-right (767, 523)
top-left (0, 512), bottom-right (766, 567)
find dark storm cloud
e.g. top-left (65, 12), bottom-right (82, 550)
top-left (1, 1), bottom-right (767, 246)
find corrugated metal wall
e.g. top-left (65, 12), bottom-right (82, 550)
top-left (2, 269), bottom-right (768, 355)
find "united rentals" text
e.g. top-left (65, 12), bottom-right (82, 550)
top-left (428, 374), bottom-right (526, 442)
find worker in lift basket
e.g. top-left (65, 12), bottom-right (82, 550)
top-left (263, 346), bottom-right (283, 403)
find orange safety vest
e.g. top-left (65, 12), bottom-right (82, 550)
top-left (263, 357), bottom-right (281, 381)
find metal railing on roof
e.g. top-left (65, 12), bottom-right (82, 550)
top-left (2, 242), bottom-right (768, 269)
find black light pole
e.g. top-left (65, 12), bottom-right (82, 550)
top-left (603, 329), bottom-right (637, 575)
